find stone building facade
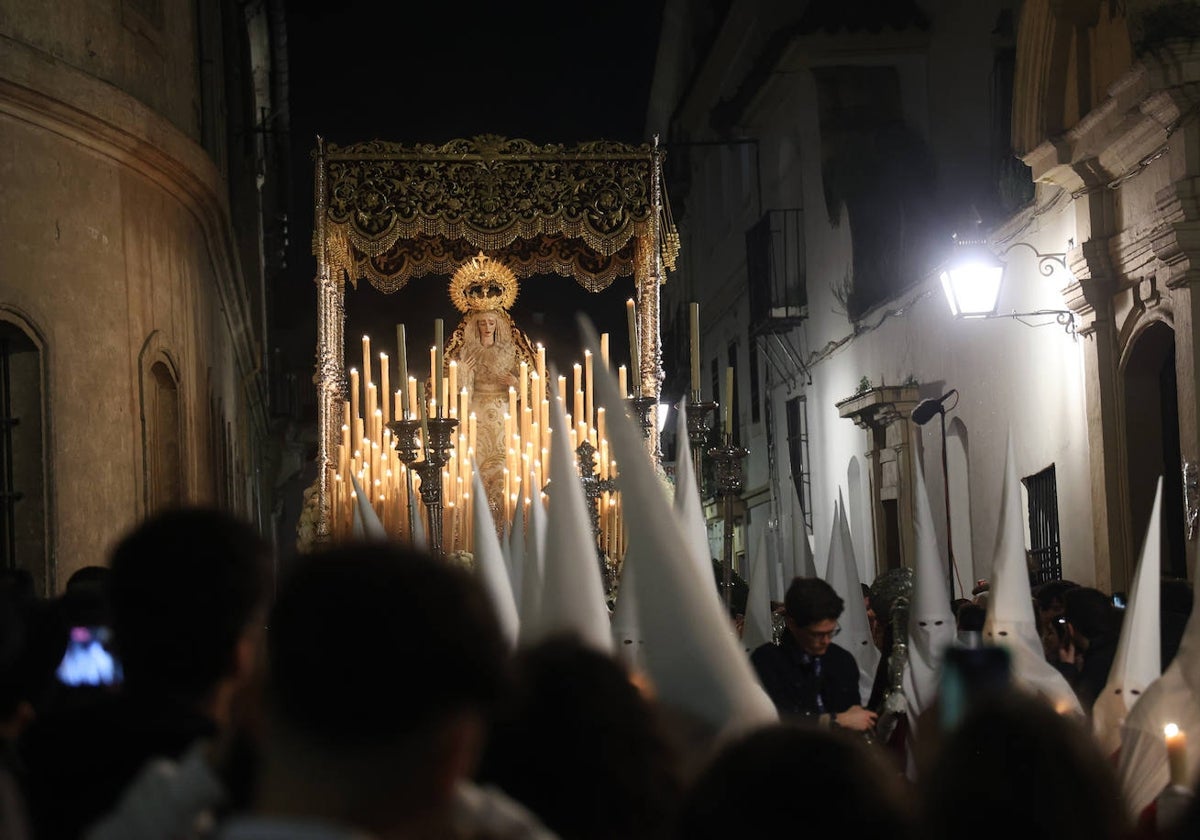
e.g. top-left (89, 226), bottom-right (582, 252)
top-left (648, 0), bottom-right (1198, 597)
top-left (0, 0), bottom-right (288, 593)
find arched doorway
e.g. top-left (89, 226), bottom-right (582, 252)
top-left (1122, 321), bottom-right (1186, 580)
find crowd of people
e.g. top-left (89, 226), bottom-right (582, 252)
top-left (1, 506), bottom-right (1197, 839)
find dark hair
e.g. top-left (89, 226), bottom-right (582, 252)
top-left (677, 724), bottom-right (912, 840)
top-left (1033, 579), bottom-right (1079, 612)
top-left (268, 542), bottom-right (506, 746)
top-left (109, 508), bottom-right (269, 698)
top-left (921, 691), bottom-right (1126, 840)
top-left (480, 636), bottom-right (681, 840)
top-left (784, 577), bottom-right (844, 627)
top-left (1062, 587), bottom-right (1120, 641)
top-left (956, 603), bottom-right (986, 632)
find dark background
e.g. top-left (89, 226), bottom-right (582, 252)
top-left (280, 1), bottom-right (666, 403)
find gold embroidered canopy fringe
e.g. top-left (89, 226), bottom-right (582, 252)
top-left (312, 134), bottom-right (678, 541)
top-left (321, 135), bottom-right (677, 291)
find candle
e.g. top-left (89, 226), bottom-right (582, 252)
top-left (407, 377), bottom-right (418, 421)
top-left (350, 369), bottom-right (362, 456)
top-left (618, 365), bottom-right (627, 399)
top-left (600, 333), bottom-right (609, 368)
top-left (725, 365), bottom-right (734, 435)
top-left (689, 302), bottom-right (701, 395)
top-left (434, 318), bottom-right (444, 388)
top-left (574, 390), bottom-right (585, 431)
top-left (1166, 724), bottom-right (1189, 787)
top-left (394, 391), bottom-right (402, 424)
top-left (509, 386), bottom-right (518, 425)
top-left (418, 380), bottom-right (431, 460)
top-left (396, 324), bottom-right (408, 414)
top-left (584, 351), bottom-right (594, 433)
top-left (557, 375), bottom-right (567, 407)
top-left (536, 344), bottom-right (546, 386)
top-left (448, 361), bottom-right (458, 418)
top-left (380, 352), bottom-right (390, 425)
top-left (429, 345), bottom-right (437, 400)
top-left (519, 361), bottom-right (528, 406)
top-left (460, 386), bottom-right (470, 427)
top-left (362, 335), bottom-right (372, 387)
top-left (626, 298), bottom-right (640, 395)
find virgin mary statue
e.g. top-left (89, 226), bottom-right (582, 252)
top-left (444, 254), bottom-right (535, 521)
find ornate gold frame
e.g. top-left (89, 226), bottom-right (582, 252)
top-left (312, 135), bottom-right (675, 539)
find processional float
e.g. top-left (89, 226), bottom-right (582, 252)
top-left (306, 135), bottom-right (701, 578)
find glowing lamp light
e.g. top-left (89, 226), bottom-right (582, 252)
top-left (938, 235), bottom-right (1077, 336)
top-left (939, 241), bottom-right (1005, 318)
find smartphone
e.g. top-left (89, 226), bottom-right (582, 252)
top-left (1112, 593), bottom-right (1126, 609)
top-left (1053, 615), bottom-right (1069, 640)
top-left (56, 625), bottom-right (122, 688)
top-left (939, 645), bottom-right (1011, 731)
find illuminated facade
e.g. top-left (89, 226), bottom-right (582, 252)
top-left (649, 0), bottom-right (1199, 594)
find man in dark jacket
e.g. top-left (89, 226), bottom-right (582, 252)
top-left (751, 577), bottom-right (876, 731)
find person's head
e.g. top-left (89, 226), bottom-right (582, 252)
top-left (1062, 587), bottom-right (1120, 648)
top-left (921, 691), bottom-right (1127, 840)
top-left (677, 723), bottom-right (912, 840)
top-left (262, 542), bottom-right (507, 834)
top-left (784, 577), bottom-right (844, 656)
top-left (108, 508), bottom-right (269, 705)
top-left (469, 310), bottom-right (509, 349)
top-left (955, 603), bottom-right (985, 632)
top-left (1033, 579), bottom-right (1079, 621)
top-left (480, 635), bottom-right (681, 840)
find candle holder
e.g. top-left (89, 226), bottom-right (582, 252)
top-left (626, 395), bottom-right (657, 441)
top-left (576, 439), bottom-right (618, 595)
top-left (708, 434), bottom-right (748, 613)
top-left (388, 416), bottom-right (458, 558)
top-left (685, 398), bottom-right (718, 500)
top-left (386, 418), bottom-right (422, 541)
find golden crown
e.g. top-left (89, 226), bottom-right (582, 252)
top-left (449, 252), bottom-right (519, 313)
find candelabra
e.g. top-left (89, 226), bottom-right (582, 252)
top-left (685, 398), bottom-right (718, 499)
top-left (708, 434), bottom-right (748, 613)
top-left (576, 439), bottom-right (618, 595)
top-left (626, 395), bottom-right (657, 441)
top-left (387, 417), bottom-right (458, 558)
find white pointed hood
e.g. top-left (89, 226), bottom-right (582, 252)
top-left (742, 527), bottom-right (774, 653)
top-left (1094, 478), bottom-right (1162, 757)
top-left (522, 373), bottom-right (612, 654)
top-left (610, 555), bottom-right (644, 670)
top-left (350, 472), bottom-right (386, 540)
top-left (583, 318), bottom-right (776, 735)
top-left (824, 494), bottom-right (880, 704)
top-left (902, 446), bottom-right (956, 719)
top-left (506, 498), bottom-right (527, 610)
top-left (794, 492), bottom-right (817, 579)
top-left (674, 396), bottom-right (721, 597)
top-left (471, 466), bottom-right (520, 648)
top-left (983, 434), bottom-right (1081, 714)
top-left (518, 485), bottom-right (547, 643)
top-left (1119, 482), bottom-right (1200, 817)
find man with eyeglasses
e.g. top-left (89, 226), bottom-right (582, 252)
top-left (750, 578), bottom-right (877, 731)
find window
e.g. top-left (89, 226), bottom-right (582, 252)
top-left (785, 396), bottom-right (812, 532)
top-left (749, 338), bottom-right (761, 424)
top-left (0, 318), bottom-right (48, 596)
top-left (1023, 465), bottom-right (1061, 584)
top-left (727, 342), bottom-right (740, 444)
top-left (146, 362), bottom-right (182, 511)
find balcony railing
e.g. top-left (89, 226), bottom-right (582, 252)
top-left (746, 209), bottom-right (807, 336)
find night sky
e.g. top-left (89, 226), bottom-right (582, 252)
top-left (281, 1), bottom-right (666, 400)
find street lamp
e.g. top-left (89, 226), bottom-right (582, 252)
top-left (939, 238), bottom-right (1077, 336)
top-left (912, 390), bottom-right (959, 600)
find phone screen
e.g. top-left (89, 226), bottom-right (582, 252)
top-left (56, 626), bottom-right (122, 687)
top-left (939, 645), bottom-right (1011, 731)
